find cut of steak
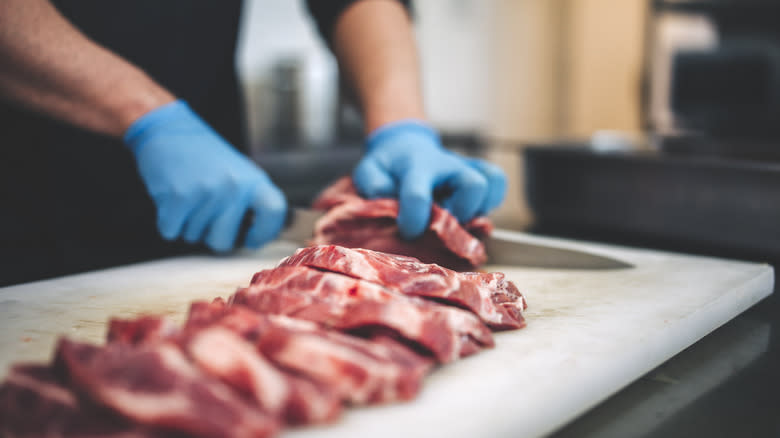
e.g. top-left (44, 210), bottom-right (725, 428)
top-left (182, 324), bottom-right (342, 425)
top-left (109, 312), bottom-right (342, 426)
top-left (310, 177), bottom-right (491, 270)
top-left (459, 271), bottom-right (528, 312)
top-left (277, 245), bottom-right (527, 330)
top-left (182, 326), bottom-right (292, 416)
top-left (0, 364), bottom-right (165, 438)
top-left (310, 176), bottom-right (359, 210)
top-left (231, 266), bottom-right (494, 363)
top-left (54, 338), bottom-right (279, 438)
top-left (187, 302), bottom-right (434, 405)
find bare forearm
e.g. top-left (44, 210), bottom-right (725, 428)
top-left (332, 0), bottom-right (426, 134)
top-left (0, 0), bottom-right (174, 137)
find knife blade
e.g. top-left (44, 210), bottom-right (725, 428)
top-left (262, 208), bottom-right (632, 270)
top-left (484, 235), bottom-right (632, 270)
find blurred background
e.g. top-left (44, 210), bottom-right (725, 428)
top-left (236, 0), bottom-right (780, 264)
top-left (236, 0), bottom-right (645, 224)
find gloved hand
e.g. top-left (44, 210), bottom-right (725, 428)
top-left (353, 119), bottom-right (506, 239)
top-left (124, 100), bottom-right (286, 252)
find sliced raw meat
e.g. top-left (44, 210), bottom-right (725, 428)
top-left (109, 312), bottom-right (342, 425)
top-left (310, 176), bottom-right (491, 270)
top-left (182, 325), bottom-right (341, 425)
top-left (54, 338), bottom-right (279, 438)
top-left (108, 314), bottom-right (289, 414)
top-left (183, 327), bottom-right (291, 415)
top-left (107, 315), bottom-right (179, 344)
top-left (187, 302), bottom-right (434, 405)
top-left (462, 215), bottom-right (493, 240)
top-left (310, 175), bottom-right (359, 210)
top-left (0, 364), bottom-right (165, 438)
top-left (460, 271), bottom-right (528, 312)
top-left (232, 266), bottom-right (494, 363)
top-left (278, 245), bottom-right (527, 329)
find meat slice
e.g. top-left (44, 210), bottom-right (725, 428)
top-left (0, 364), bottom-right (163, 438)
top-left (310, 175), bottom-right (359, 210)
top-left (460, 271), bottom-right (528, 313)
top-left (54, 338), bottom-right (279, 438)
top-left (278, 245), bottom-right (527, 329)
top-left (231, 266), bottom-right (494, 363)
top-left (183, 327), bottom-right (291, 415)
top-left (109, 312), bottom-right (342, 425)
top-left (187, 302), bottom-right (434, 405)
top-left (108, 314), bottom-right (289, 415)
top-left (107, 315), bottom-right (179, 344)
top-left (310, 176), bottom-right (490, 270)
top-left (183, 325), bottom-right (342, 425)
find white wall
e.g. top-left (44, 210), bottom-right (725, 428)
top-left (236, 0), bottom-right (498, 143)
top-left (414, 0), bottom-right (496, 134)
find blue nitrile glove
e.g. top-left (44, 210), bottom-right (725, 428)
top-left (124, 100), bottom-right (286, 252)
top-left (352, 119), bottom-right (507, 239)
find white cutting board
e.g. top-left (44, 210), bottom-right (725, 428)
top-left (0, 231), bottom-right (773, 438)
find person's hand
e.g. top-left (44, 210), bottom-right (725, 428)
top-left (124, 100), bottom-right (286, 252)
top-left (352, 120), bottom-right (506, 239)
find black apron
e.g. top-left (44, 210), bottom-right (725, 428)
top-left (0, 1), bottom-right (244, 286)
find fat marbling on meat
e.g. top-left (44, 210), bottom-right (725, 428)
top-left (310, 176), bottom-right (492, 270)
top-left (278, 245), bottom-right (527, 330)
top-left (233, 265), bottom-right (495, 363)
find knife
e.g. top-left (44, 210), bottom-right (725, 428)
top-left (257, 208), bottom-right (631, 270)
top-left (483, 235), bottom-right (632, 270)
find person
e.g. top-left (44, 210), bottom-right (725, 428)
top-left (0, 0), bottom-right (506, 286)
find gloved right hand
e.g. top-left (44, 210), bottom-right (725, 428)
top-left (353, 120), bottom-right (506, 240)
top-left (124, 100), bottom-right (286, 252)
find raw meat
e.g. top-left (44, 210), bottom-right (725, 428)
top-left (107, 315), bottom-right (179, 345)
top-left (0, 364), bottom-right (163, 438)
top-left (187, 301), bottom-right (434, 405)
top-left (54, 338), bottom-right (279, 438)
top-left (278, 245), bottom-right (527, 329)
top-left (232, 265), bottom-right (495, 363)
top-left (310, 176), bottom-right (491, 270)
top-left (310, 175), bottom-right (358, 210)
top-left (109, 312), bottom-right (342, 425)
top-left (0, 237), bottom-right (527, 436)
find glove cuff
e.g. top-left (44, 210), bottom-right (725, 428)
top-left (123, 100), bottom-right (196, 155)
top-left (366, 119), bottom-right (440, 152)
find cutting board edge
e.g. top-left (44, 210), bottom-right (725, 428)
top-left (528, 265), bottom-right (775, 438)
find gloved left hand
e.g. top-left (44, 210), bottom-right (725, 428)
top-left (352, 119), bottom-right (507, 239)
top-left (124, 100), bottom-right (287, 252)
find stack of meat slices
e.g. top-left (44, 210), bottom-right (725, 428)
top-left (0, 245), bottom-right (527, 438)
top-left (310, 177), bottom-right (494, 271)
